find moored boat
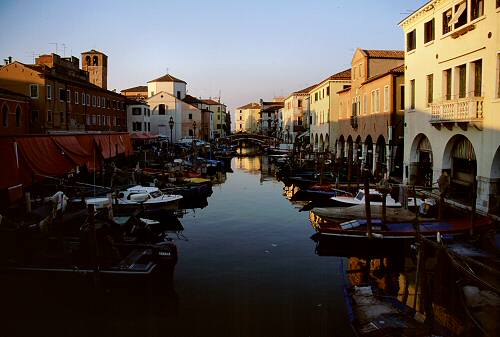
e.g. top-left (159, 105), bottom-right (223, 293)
top-left (114, 185), bottom-right (183, 211)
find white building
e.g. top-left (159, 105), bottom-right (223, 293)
top-left (126, 101), bottom-right (151, 133)
top-left (400, 0), bottom-right (500, 215)
top-left (282, 84), bottom-right (316, 143)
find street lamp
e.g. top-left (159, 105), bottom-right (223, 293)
top-left (168, 116), bottom-right (174, 144)
top-left (192, 120), bottom-right (197, 142)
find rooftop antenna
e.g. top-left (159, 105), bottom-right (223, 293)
top-left (166, 67), bottom-right (169, 74)
top-left (61, 43), bottom-right (67, 57)
top-left (25, 51), bottom-right (36, 63)
top-left (49, 42), bottom-right (58, 55)
top-left (218, 89), bottom-right (221, 103)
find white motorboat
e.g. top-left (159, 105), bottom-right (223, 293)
top-left (330, 189), bottom-right (421, 208)
top-left (114, 185), bottom-right (183, 210)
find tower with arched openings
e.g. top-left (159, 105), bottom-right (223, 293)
top-left (81, 50), bottom-right (108, 90)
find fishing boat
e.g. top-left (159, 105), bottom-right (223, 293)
top-left (310, 212), bottom-right (493, 241)
top-left (114, 186), bottom-right (183, 211)
top-left (330, 189), bottom-right (423, 208)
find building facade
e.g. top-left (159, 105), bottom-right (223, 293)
top-left (400, 0), bottom-right (500, 214)
top-left (336, 49), bottom-right (405, 180)
top-left (0, 52), bottom-right (127, 133)
top-left (259, 98), bottom-right (284, 137)
top-left (309, 69), bottom-right (351, 152)
top-left (126, 100), bottom-right (151, 134)
top-left (0, 88), bottom-right (31, 135)
top-left (236, 102), bottom-right (261, 133)
top-left (282, 84), bottom-right (316, 144)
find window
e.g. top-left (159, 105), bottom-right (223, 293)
top-left (132, 107), bottom-right (141, 115)
top-left (406, 29), bottom-right (416, 51)
top-left (86, 94), bottom-right (89, 106)
top-left (82, 93), bottom-right (85, 105)
top-left (158, 104), bottom-right (166, 115)
top-left (189, 129), bottom-right (193, 136)
top-left (101, 97), bottom-right (105, 107)
top-left (46, 85), bottom-right (52, 100)
top-left (66, 90), bottom-right (70, 103)
top-left (471, 0), bottom-right (484, 20)
top-left (326, 87), bottom-right (330, 96)
top-left (75, 92), bottom-right (78, 104)
top-left (298, 116), bottom-right (302, 125)
top-left (177, 91), bottom-right (181, 99)
top-left (2, 105), bottom-right (8, 127)
top-left (427, 74), bottom-right (434, 105)
top-left (148, 123), bottom-right (151, 131)
top-left (92, 96), bottom-right (96, 107)
top-left (58, 88), bottom-right (65, 102)
top-left (31, 110), bottom-right (39, 122)
top-left (60, 111), bottom-right (64, 123)
top-left (363, 94), bottom-right (367, 114)
top-left (239, 115), bottom-right (242, 120)
top-left (383, 86), bottom-right (389, 112)
top-left (314, 92), bottom-right (318, 102)
top-left (15, 106), bottom-right (21, 127)
top-left (451, 1), bottom-right (467, 29)
top-left (410, 80), bottom-right (415, 110)
top-left (497, 0), bottom-right (500, 8)
top-left (239, 124), bottom-right (242, 129)
top-left (30, 84), bottom-right (39, 99)
top-left (424, 19), bottom-right (435, 43)
top-left (400, 85), bottom-right (405, 110)
top-left (92, 56), bottom-right (98, 66)
top-left (443, 8), bottom-right (453, 34)
top-left (47, 110), bottom-right (52, 123)
top-left (358, 64), bottom-right (362, 77)
top-left (497, 54), bottom-right (500, 98)
top-left (97, 115), bottom-right (101, 126)
top-left (473, 59), bottom-right (482, 97)
top-left (458, 64), bottom-right (466, 98)
top-left (444, 69), bottom-right (452, 100)
top-left (97, 96), bottom-right (100, 107)
top-left (188, 113), bottom-right (192, 120)
top-left (298, 99), bottom-right (302, 108)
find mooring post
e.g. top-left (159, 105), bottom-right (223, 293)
top-left (363, 168), bottom-right (372, 239)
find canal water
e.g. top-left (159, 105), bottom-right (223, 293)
top-left (2, 155), bottom-right (355, 337)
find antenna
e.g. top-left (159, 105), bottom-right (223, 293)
top-left (49, 42), bottom-right (58, 54)
top-left (218, 89), bottom-right (221, 102)
top-left (61, 43), bottom-right (67, 57)
top-left (166, 67), bottom-right (169, 74)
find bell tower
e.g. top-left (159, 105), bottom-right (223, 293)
top-left (81, 50), bottom-right (108, 90)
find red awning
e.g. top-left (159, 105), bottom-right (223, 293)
top-left (0, 138), bottom-right (21, 189)
top-left (52, 135), bottom-right (91, 166)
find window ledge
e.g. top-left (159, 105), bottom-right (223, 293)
top-left (424, 40), bottom-right (435, 47)
top-left (406, 49), bottom-right (416, 56)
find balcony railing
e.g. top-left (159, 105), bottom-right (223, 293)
top-left (430, 97), bottom-right (484, 123)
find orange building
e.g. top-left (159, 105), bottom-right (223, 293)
top-left (0, 88), bottom-right (31, 135)
top-left (0, 52), bottom-right (126, 134)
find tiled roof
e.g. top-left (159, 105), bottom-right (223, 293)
top-left (183, 94), bottom-right (202, 105)
top-left (147, 73), bottom-right (187, 84)
top-left (201, 99), bottom-right (220, 105)
top-left (390, 64), bottom-right (405, 74)
top-left (362, 63), bottom-right (405, 85)
top-left (237, 102), bottom-right (260, 110)
top-left (0, 87), bottom-right (30, 99)
top-left (121, 85), bottom-right (148, 93)
top-left (261, 105), bottom-right (282, 112)
top-left (294, 83), bottom-right (318, 94)
top-left (326, 68), bottom-right (352, 80)
top-left (363, 49), bottom-right (404, 59)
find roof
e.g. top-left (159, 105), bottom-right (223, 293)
top-left (362, 49), bottom-right (404, 59)
top-left (121, 85), bottom-right (148, 93)
top-left (237, 102), bottom-right (260, 110)
top-left (0, 87), bottom-right (30, 100)
top-left (201, 98), bottom-right (221, 105)
top-left (183, 94), bottom-right (202, 105)
top-left (315, 69), bottom-right (352, 88)
top-left (362, 63), bottom-right (405, 85)
top-left (294, 83), bottom-right (318, 94)
top-left (261, 105), bottom-right (282, 113)
top-left (147, 73), bottom-right (186, 84)
top-left (81, 49), bottom-right (106, 55)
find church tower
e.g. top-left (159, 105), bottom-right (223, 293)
top-left (81, 50), bottom-right (108, 90)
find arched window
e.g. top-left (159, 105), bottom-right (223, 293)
top-left (15, 105), bottom-right (21, 127)
top-left (85, 56), bottom-right (91, 66)
top-left (92, 56), bottom-right (98, 66)
top-left (2, 104), bottom-right (8, 127)
top-left (158, 104), bottom-right (166, 115)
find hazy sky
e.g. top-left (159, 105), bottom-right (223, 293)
top-left (0, 0), bottom-right (427, 116)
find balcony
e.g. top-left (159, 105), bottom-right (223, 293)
top-left (429, 97), bottom-right (484, 130)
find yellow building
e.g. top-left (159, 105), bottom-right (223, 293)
top-left (400, 0), bottom-right (500, 215)
top-left (309, 69), bottom-right (351, 151)
top-left (235, 102), bottom-right (260, 133)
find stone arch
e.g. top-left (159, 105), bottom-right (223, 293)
top-left (2, 103), bottom-right (8, 127)
top-left (338, 135), bottom-right (345, 159)
top-left (314, 133), bottom-right (318, 150)
top-left (92, 55), bottom-right (98, 66)
top-left (489, 146), bottom-right (500, 215)
top-left (355, 136), bottom-right (362, 161)
top-left (347, 136), bottom-right (353, 163)
top-left (325, 134), bottom-right (330, 152)
top-left (85, 55), bottom-right (91, 66)
top-left (319, 134), bottom-right (324, 152)
top-left (443, 134), bottom-right (477, 201)
top-left (375, 135), bottom-right (386, 177)
top-left (15, 104), bottom-right (21, 127)
top-left (409, 133), bottom-right (433, 186)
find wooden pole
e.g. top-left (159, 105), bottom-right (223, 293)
top-left (363, 168), bottom-right (372, 239)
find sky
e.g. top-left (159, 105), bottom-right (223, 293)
top-left (0, 0), bottom-right (427, 118)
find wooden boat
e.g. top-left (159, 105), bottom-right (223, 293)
top-left (311, 204), bottom-right (421, 223)
top-left (310, 212), bottom-right (493, 241)
top-left (293, 185), bottom-right (352, 200)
